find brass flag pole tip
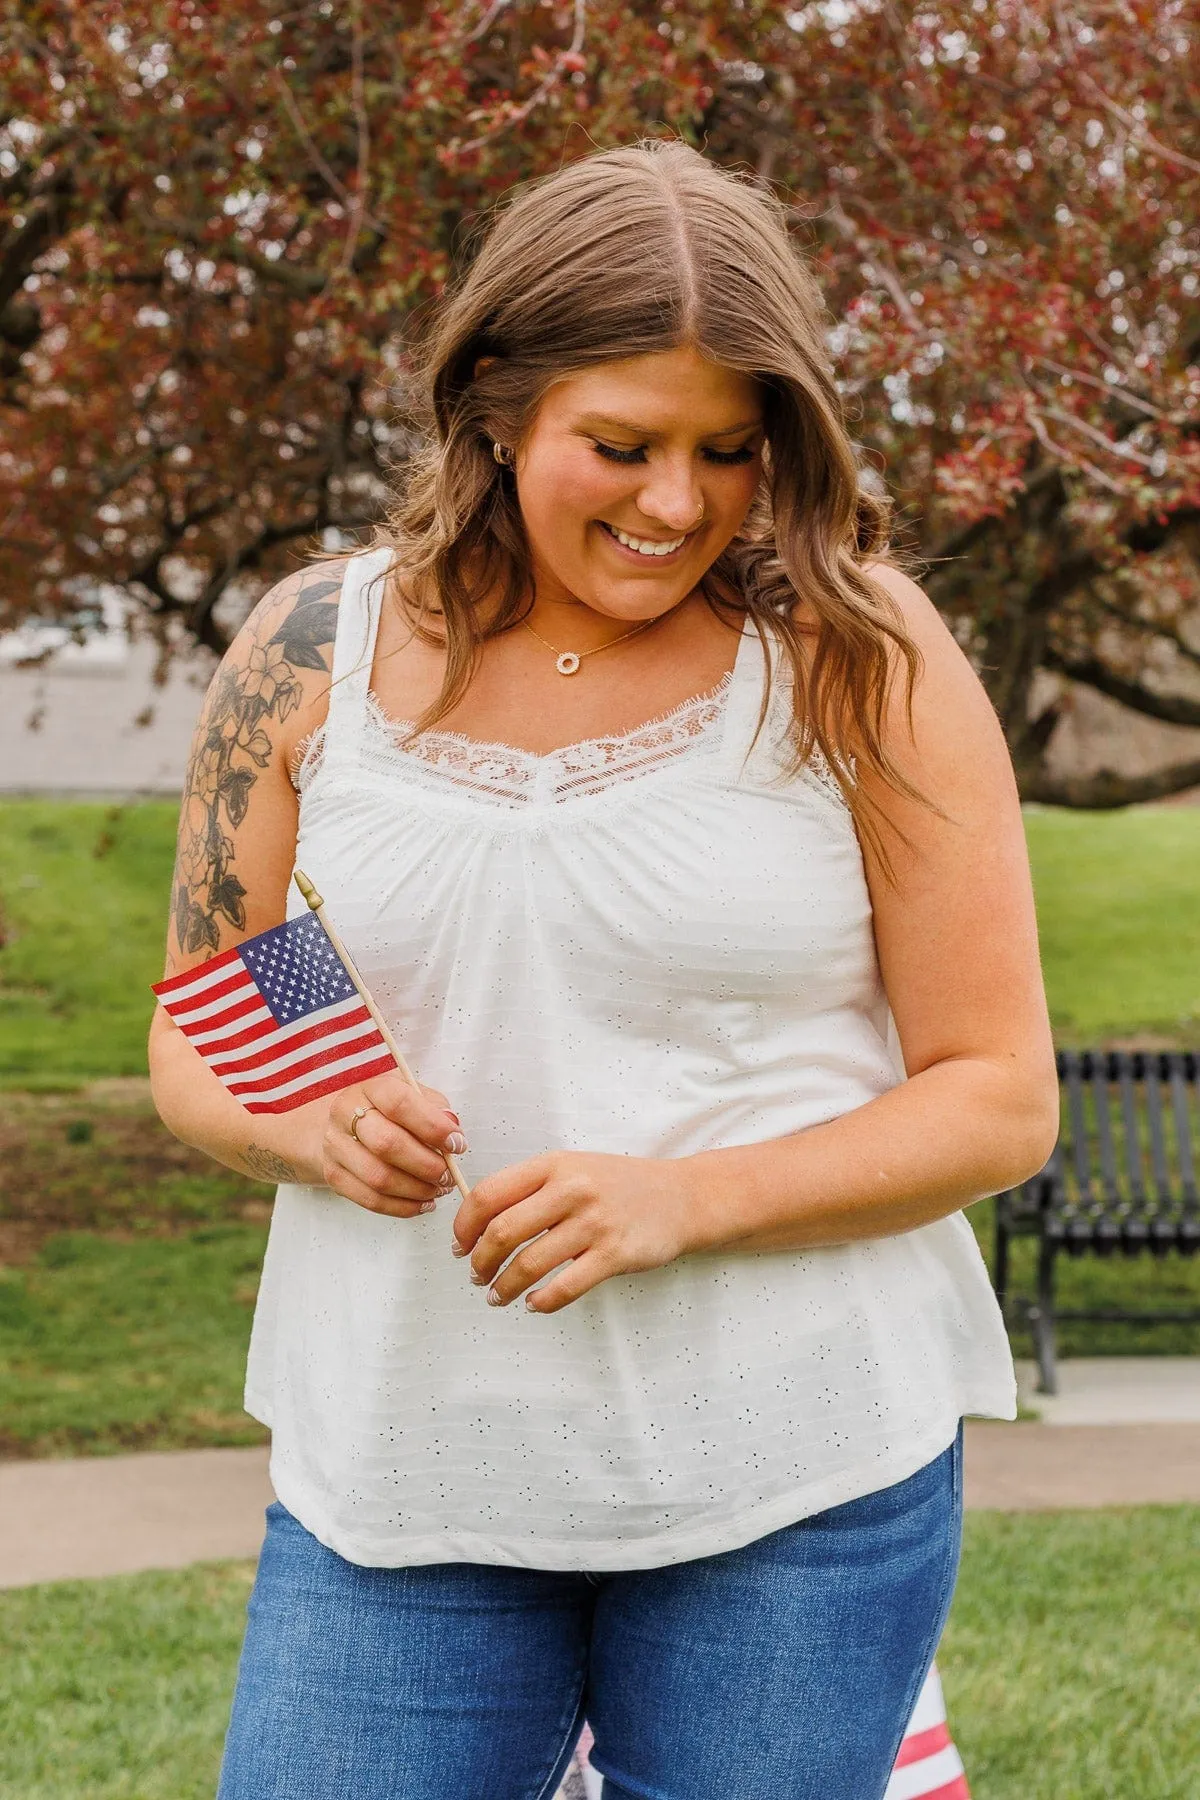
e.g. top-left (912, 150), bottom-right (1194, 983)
top-left (293, 868), bottom-right (324, 911)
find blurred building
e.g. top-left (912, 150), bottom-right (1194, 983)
top-left (0, 599), bottom-right (215, 797)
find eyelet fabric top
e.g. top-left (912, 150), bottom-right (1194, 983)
top-left (247, 546), bottom-right (1016, 1572)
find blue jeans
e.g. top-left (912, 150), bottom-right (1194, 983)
top-left (218, 1426), bottom-right (963, 1800)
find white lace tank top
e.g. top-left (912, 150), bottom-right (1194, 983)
top-left (245, 546), bottom-right (1015, 1570)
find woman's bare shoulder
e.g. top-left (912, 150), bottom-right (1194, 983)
top-left (219, 554), bottom-right (358, 774)
top-left (853, 559), bottom-right (1017, 829)
top-left (162, 556), bottom-right (355, 971)
top-left (857, 559), bottom-right (950, 656)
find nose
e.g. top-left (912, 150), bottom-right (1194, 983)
top-left (634, 460), bottom-right (706, 535)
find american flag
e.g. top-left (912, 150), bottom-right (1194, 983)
top-left (152, 912), bottom-right (396, 1113)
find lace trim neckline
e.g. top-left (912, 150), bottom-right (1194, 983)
top-left (293, 667), bottom-right (736, 807)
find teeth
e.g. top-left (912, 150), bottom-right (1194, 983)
top-left (608, 525), bottom-right (686, 557)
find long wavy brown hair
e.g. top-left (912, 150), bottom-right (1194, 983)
top-left (369, 137), bottom-right (936, 871)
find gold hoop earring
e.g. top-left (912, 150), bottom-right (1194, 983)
top-left (492, 441), bottom-right (513, 467)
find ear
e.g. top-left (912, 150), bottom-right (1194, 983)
top-left (473, 355), bottom-right (497, 380)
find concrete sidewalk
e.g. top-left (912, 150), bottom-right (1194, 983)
top-left (0, 1446), bottom-right (272, 1588)
top-left (2, 1419), bottom-right (1198, 1590)
top-left (1014, 1356), bottom-right (1200, 1424)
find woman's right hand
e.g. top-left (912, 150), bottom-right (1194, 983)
top-left (316, 1074), bottom-right (469, 1216)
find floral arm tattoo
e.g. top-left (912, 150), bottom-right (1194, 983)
top-left (171, 568), bottom-right (342, 957)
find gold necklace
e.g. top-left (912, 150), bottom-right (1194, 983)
top-left (521, 613), bottom-right (663, 676)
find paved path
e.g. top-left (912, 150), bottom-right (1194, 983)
top-left (0, 1446), bottom-right (271, 1588)
top-left (962, 1421), bottom-right (1199, 1510)
top-left (1014, 1356), bottom-right (1200, 1424)
top-left (2, 1420), bottom-right (1197, 1590)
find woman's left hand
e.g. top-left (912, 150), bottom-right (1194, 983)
top-left (451, 1152), bottom-right (702, 1314)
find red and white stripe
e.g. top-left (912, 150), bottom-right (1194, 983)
top-left (884, 1664), bottom-right (970, 1800)
top-left (562, 1663), bottom-right (968, 1800)
top-left (154, 949), bottom-right (395, 1113)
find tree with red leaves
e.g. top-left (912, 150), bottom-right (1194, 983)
top-left (3, 1), bottom-right (1198, 801)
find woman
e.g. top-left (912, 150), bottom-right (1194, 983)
top-left (150, 138), bottom-right (1056, 1799)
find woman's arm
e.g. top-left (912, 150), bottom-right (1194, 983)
top-left (148, 559), bottom-right (463, 1204)
top-left (678, 561), bottom-right (1061, 1252)
top-left (455, 567), bottom-right (1061, 1310)
top-left (149, 562), bottom-right (325, 1183)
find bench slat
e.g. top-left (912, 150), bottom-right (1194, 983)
top-left (1006, 1050), bottom-right (1200, 1251)
top-left (1143, 1060), bottom-right (1173, 1203)
top-left (1168, 1055), bottom-right (1198, 1204)
top-left (1089, 1054), bottom-right (1121, 1208)
top-left (1062, 1052), bottom-right (1093, 1210)
top-left (1117, 1056), bottom-right (1147, 1206)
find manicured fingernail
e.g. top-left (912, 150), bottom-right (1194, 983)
top-left (442, 1131), bottom-right (468, 1155)
top-left (469, 1269), bottom-right (487, 1285)
top-left (487, 1288), bottom-right (504, 1306)
top-left (525, 1295), bottom-right (538, 1312)
top-left (419, 1200), bottom-right (437, 1213)
top-left (442, 1110), bottom-right (461, 1127)
top-left (450, 1239), bottom-right (468, 1257)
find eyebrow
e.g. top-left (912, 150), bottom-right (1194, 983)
top-left (577, 414), bottom-right (762, 439)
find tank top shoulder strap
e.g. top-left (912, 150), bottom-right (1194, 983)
top-left (322, 544), bottom-right (394, 767)
top-left (719, 613), bottom-right (857, 814)
top-left (718, 616), bottom-right (790, 785)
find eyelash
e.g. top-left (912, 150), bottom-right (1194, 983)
top-left (591, 442), bottom-right (756, 467)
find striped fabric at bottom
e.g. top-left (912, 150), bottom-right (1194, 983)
top-left (556, 1662), bottom-right (969, 1800)
top-left (882, 1665), bottom-right (970, 1800)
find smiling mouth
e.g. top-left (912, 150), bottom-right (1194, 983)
top-left (598, 521), bottom-right (695, 559)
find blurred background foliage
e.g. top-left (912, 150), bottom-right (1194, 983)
top-left (2, 0), bottom-right (1199, 803)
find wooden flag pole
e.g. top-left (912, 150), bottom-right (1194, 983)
top-left (293, 868), bottom-right (470, 1204)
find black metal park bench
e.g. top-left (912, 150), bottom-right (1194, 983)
top-left (994, 1049), bottom-right (1200, 1394)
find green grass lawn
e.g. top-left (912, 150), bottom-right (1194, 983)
top-left (0, 1228), bottom-right (269, 1458)
top-left (0, 1560), bottom-right (253, 1800)
top-left (0, 1088), bottom-right (269, 1457)
top-left (1, 1509), bottom-right (1195, 1800)
top-left (1023, 805), bottom-right (1200, 1045)
top-left (940, 1507), bottom-right (1200, 1799)
top-left (0, 802), bottom-right (178, 1088)
top-left (1, 799), bottom-right (1198, 1086)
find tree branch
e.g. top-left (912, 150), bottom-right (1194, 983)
top-left (459, 0), bottom-right (514, 46)
top-left (1126, 505), bottom-right (1200, 557)
top-left (336, 0), bottom-right (373, 277)
top-left (925, 488), bottom-right (1200, 609)
top-left (1071, 592), bottom-right (1200, 671)
top-left (1038, 404), bottom-right (1160, 470)
top-left (143, 209), bottom-right (328, 295)
top-left (1027, 406), bottom-right (1126, 494)
top-left (825, 197), bottom-right (926, 335)
top-left (0, 160), bottom-right (77, 313)
top-left (445, 0), bottom-right (586, 156)
top-left (922, 464), bottom-right (1066, 570)
top-left (1021, 760), bottom-right (1200, 808)
top-left (270, 70), bottom-right (384, 237)
top-left (180, 509), bottom-right (376, 652)
top-left (1027, 356), bottom-right (1178, 425)
top-left (1041, 647), bottom-right (1200, 728)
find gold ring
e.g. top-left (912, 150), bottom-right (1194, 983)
top-left (348, 1104), bottom-right (371, 1143)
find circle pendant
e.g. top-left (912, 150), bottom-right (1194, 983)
top-left (555, 652), bottom-right (581, 676)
